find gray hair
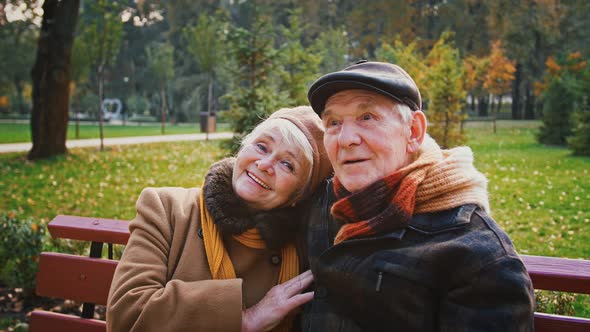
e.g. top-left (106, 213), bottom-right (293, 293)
top-left (395, 102), bottom-right (414, 126)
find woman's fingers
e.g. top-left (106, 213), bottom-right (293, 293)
top-left (241, 270), bottom-right (316, 331)
top-left (286, 291), bottom-right (314, 309)
top-left (280, 270), bottom-right (313, 296)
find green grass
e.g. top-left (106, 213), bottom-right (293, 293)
top-left (0, 122), bottom-right (232, 144)
top-left (465, 121), bottom-right (589, 259)
top-left (465, 120), bottom-right (590, 319)
top-left (0, 120), bottom-right (588, 318)
top-left (0, 140), bottom-right (231, 223)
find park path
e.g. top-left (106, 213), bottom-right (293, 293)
top-left (0, 132), bottom-right (234, 154)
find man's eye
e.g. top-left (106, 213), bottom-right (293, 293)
top-left (362, 113), bottom-right (373, 121)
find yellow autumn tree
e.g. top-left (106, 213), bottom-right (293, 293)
top-left (483, 41), bottom-right (516, 113)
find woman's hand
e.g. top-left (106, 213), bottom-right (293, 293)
top-left (242, 270), bottom-right (314, 332)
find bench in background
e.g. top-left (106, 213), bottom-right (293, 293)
top-left (29, 215), bottom-right (590, 332)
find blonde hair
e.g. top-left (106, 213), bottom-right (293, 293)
top-left (241, 118), bottom-right (313, 162)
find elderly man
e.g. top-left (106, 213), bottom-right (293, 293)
top-left (302, 61), bottom-right (535, 331)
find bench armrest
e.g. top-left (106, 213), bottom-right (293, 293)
top-left (521, 254), bottom-right (590, 294)
top-left (48, 215), bottom-right (130, 245)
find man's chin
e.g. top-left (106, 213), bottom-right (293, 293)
top-left (338, 176), bottom-right (372, 193)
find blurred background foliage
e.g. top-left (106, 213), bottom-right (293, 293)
top-left (0, 0), bottom-right (588, 151)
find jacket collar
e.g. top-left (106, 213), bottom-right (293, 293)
top-left (408, 204), bottom-right (477, 235)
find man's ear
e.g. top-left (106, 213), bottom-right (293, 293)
top-left (407, 111), bottom-right (426, 153)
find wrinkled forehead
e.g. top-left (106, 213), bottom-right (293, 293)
top-left (323, 89), bottom-right (396, 117)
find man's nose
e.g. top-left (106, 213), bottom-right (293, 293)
top-left (338, 122), bottom-right (361, 147)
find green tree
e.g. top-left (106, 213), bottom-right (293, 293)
top-left (538, 53), bottom-right (588, 147)
top-left (183, 12), bottom-right (227, 137)
top-left (463, 54), bottom-right (489, 116)
top-left (487, 0), bottom-right (560, 120)
top-left (568, 98), bottom-right (590, 156)
top-left (345, 0), bottom-right (417, 58)
top-left (0, 20), bottom-right (36, 115)
top-left (438, 0), bottom-right (490, 57)
top-left (76, 0), bottom-right (124, 150)
top-left (375, 38), bottom-right (427, 90)
top-left (278, 8), bottom-right (321, 105)
top-left (311, 26), bottom-right (350, 74)
top-left (376, 34), bottom-right (466, 147)
top-left (146, 42), bottom-right (174, 134)
top-left (424, 32), bottom-right (467, 148)
top-left (538, 77), bottom-right (576, 146)
top-left (126, 94), bottom-right (150, 117)
top-left (223, 6), bottom-right (287, 150)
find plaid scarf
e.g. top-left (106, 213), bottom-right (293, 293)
top-left (332, 135), bottom-right (489, 244)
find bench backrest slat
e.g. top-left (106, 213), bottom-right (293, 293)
top-left (48, 215), bottom-right (130, 245)
top-left (30, 311), bottom-right (106, 332)
top-left (534, 312), bottom-right (590, 332)
top-left (35, 252), bottom-right (118, 305)
top-left (521, 255), bottom-right (590, 294)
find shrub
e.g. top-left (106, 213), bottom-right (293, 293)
top-left (0, 212), bottom-right (46, 294)
top-left (537, 77), bottom-right (575, 145)
top-left (127, 114), bottom-right (158, 123)
top-left (567, 78), bottom-right (590, 156)
top-left (126, 94), bottom-right (151, 116)
top-left (535, 290), bottom-right (576, 316)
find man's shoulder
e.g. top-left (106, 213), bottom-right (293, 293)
top-left (408, 205), bottom-right (522, 272)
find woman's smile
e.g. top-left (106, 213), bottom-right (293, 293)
top-left (246, 171), bottom-right (271, 190)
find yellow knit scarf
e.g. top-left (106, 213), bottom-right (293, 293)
top-left (411, 135), bottom-right (490, 214)
top-left (199, 192), bottom-right (298, 330)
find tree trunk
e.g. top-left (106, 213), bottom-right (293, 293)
top-left (494, 95), bottom-right (502, 134)
top-left (28, 0), bottom-right (80, 160)
top-left (511, 63), bottom-right (522, 120)
top-left (477, 96), bottom-right (488, 117)
top-left (14, 78), bottom-right (25, 114)
top-left (160, 87), bottom-right (166, 134)
top-left (524, 82), bottom-right (535, 120)
top-left (98, 65), bottom-right (105, 151)
top-left (75, 112), bottom-right (80, 139)
top-left (206, 75), bottom-right (213, 141)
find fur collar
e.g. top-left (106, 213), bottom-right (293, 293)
top-left (202, 158), bottom-right (302, 250)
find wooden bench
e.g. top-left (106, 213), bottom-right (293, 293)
top-left (30, 215), bottom-right (590, 332)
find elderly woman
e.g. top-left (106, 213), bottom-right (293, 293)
top-left (107, 106), bottom-right (332, 332)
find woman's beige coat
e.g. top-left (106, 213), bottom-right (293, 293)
top-left (107, 187), bottom-right (283, 332)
